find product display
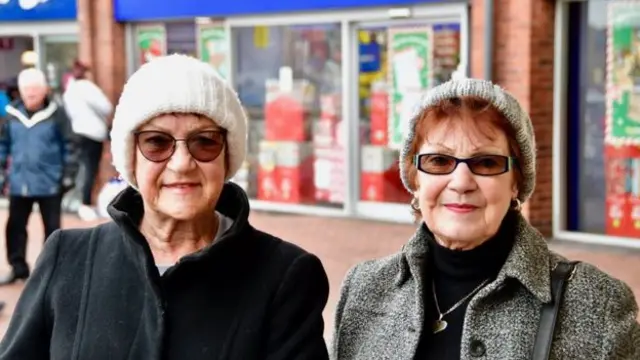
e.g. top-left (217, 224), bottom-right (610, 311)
top-left (360, 145), bottom-right (408, 203)
top-left (602, 2), bottom-right (640, 239)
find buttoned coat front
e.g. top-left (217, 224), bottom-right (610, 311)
top-left (331, 214), bottom-right (640, 360)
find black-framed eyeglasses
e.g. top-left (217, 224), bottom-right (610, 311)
top-left (414, 153), bottom-right (516, 176)
top-left (134, 130), bottom-right (226, 163)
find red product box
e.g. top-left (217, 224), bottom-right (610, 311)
top-left (370, 90), bottom-right (389, 146)
top-left (264, 96), bottom-right (308, 141)
top-left (276, 142), bottom-right (315, 204)
top-left (360, 145), bottom-right (407, 202)
top-left (314, 145), bottom-right (345, 204)
top-left (257, 142), bottom-right (279, 201)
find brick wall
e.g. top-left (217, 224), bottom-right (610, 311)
top-left (471, 0), bottom-right (555, 236)
top-left (77, 0), bottom-right (126, 201)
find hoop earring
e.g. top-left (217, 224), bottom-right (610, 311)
top-left (411, 197), bottom-right (420, 211)
top-left (511, 198), bottom-right (522, 212)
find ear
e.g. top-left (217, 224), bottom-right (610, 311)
top-left (511, 183), bottom-right (518, 199)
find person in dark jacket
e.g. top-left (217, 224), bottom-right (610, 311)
top-left (0, 54), bottom-right (330, 360)
top-left (0, 68), bottom-right (78, 286)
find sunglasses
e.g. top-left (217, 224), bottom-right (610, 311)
top-left (414, 153), bottom-right (516, 176)
top-left (134, 130), bottom-right (226, 163)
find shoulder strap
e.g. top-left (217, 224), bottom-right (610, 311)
top-left (531, 261), bottom-right (579, 360)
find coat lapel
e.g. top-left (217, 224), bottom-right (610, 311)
top-left (402, 212), bottom-right (553, 311)
top-left (385, 212), bottom-right (553, 359)
top-left (6, 101), bottom-right (57, 129)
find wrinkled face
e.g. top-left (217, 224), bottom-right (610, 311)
top-left (20, 84), bottom-right (47, 111)
top-left (414, 116), bottom-right (518, 249)
top-left (134, 113), bottom-right (226, 221)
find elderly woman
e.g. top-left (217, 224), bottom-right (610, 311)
top-left (332, 79), bottom-right (640, 359)
top-left (0, 54), bottom-right (330, 360)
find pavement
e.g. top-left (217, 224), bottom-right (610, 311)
top-left (0, 210), bottom-right (638, 343)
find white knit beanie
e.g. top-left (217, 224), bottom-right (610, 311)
top-left (399, 78), bottom-right (536, 203)
top-left (110, 54), bottom-right (247, 188)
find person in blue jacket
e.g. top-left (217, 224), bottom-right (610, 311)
top-left (0, 68), bottom-right (78, 285)
top-left (0, 81), bottom-right (10, 118)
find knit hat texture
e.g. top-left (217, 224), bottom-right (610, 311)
top-left (110, 54), bottom-right (247, 188)
top-left (399, 78), bottom-right (536, 203)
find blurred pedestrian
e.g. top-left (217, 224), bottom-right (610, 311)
top-left (0, 82), bottom-right (9, 118)
top-left (0, 54), bottom-right (330, 359)
top-left (0, 68), bottom-right (78, 286)
top-left (332, 79), bottom-right (640, 359)
top-left (5, 77), bottom-right (20, 103)
top-left (63, 59), bottom-right (113, 221)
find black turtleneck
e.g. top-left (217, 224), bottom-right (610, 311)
top-left (415, 211), bottom-right (517, 359)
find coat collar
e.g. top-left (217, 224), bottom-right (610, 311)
top-left (107, 182), bottom-right (253, 269)
top-left (5, 99), bottom-right (57, 129)
top-left (399, 212), bottom-right (552, 304)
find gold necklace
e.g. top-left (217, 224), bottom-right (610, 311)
top-left (432, 278), bottom-right (490, 334)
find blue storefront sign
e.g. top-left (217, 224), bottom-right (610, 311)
top-left (115, 0), bottom-right (443, 22)
top-left (0, 0), bottom-right (77, 21)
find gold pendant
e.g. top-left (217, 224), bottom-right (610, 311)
top-left (433, 319), bottom-right (448, 334)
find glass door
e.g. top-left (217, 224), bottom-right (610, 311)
top-left (39, 34), bottom-right (79, 95)
top-left (353, 19), bottom-right (464, 223)
top-left (39, 34), bottom-right (80, 211)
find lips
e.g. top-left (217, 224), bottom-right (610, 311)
top-left (163, 182), bottom-right (200, 191)
top-left (444, 203), bottom-right (478, 213)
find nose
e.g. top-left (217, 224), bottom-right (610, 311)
top-left (447, 162), bottom-right (478, 193)
top-left (166, 141), bottom-right (196, 173)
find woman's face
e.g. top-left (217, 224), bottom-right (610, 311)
top-left (414, 116), bottom-right (518, 250)
top-left (135, 113), bottom-right (226, 220)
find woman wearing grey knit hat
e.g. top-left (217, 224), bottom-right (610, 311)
top-left (332, 78), bottom-right (639, 360)
top-left (0, 54), bottom-right (330, 360)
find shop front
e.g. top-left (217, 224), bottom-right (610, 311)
top-left (116, 0), bottom-right (469, 223)
top-left (554, 0), bottom-right (640, 248)
top-left (0, 0), bottom-right (79, 93)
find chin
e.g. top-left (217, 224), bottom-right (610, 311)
top-left (158, 202), bottom-right (207, 221)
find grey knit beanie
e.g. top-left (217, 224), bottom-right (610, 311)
top-left (399, 78), bottom-right (536, 203)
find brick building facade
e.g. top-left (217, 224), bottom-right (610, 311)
top-left (78, 0), bottom-right (557, 237)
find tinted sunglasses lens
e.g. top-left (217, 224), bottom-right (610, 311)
top-left (137, 132), bottom-right (175, 161)
top-left (420, 155), bottom-right (457, 174)
top-left (187, 132), bottom-right (225, 162)
top-left (468, 155), bottom-right (509, 175)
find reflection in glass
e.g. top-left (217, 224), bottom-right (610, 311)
top-left (231, 24), bottom-right (345, 207)
top-left (357, 23), bottom-right (461, 205)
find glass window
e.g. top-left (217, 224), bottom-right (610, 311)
top-left (567, 0), bottom-right (640, 238)
top-left (231, 24), bottom-right (344, 207)
top-left (356, 23), bottom-right (461, 204)
top-left (166, 22), bottom-right (197, 57)
top-left (133, 22), bottom-right (196, 70)
top-left (41, 36), bottom-right (78, 95)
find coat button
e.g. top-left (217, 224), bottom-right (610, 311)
top-left (469, 339), bottom-right (486, 357)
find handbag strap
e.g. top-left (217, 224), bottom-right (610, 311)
top-left (531, 261), bottom-right (579, 360)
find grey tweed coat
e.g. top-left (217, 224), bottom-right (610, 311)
top-left (331, 214), bottom-right (640, 360)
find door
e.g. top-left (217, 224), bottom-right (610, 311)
top-left (39, 34), bottom-right (78, 95)
top-left (353, 18), bottom-right (465, 223)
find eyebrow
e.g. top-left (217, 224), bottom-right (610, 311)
top-left (422, 144), bottom-right (506, 156)
top-left (140, 125), bottom-right (223, 132)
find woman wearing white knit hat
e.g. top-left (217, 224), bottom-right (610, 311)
top-left (0, 54), bottom-right (330, 360)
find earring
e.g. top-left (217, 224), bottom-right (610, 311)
top-left (411, 197), bottom-right (420, 211)
top-left (511, 198), bottom-right (522, 212)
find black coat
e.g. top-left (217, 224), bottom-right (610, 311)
top-left (0, 183), bottom-right (330, 359)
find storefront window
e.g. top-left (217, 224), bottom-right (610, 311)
top-left (231, 24), bottom-right (344, 207)
top-left (357, 23), bottom-right (461, 204)
top-left (41, 36), bottom-right (78, 94)
top-left (568, 0), bottom-right (640, 237)
top-left (133, 21), bottom-right (196, 69)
